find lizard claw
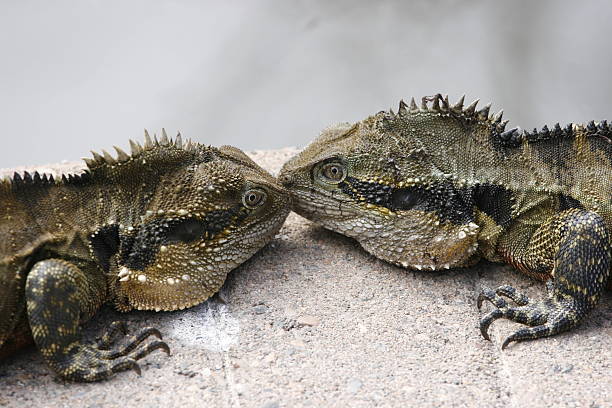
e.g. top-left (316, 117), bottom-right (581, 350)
top-left (501, 325), bottom-right (558, 350)
top-left (501, 336), bottom-right (514, 350)
top-left (477, 287), bottom-right (508, 312)
top-left (131, 340), bottom-right (171, 360)
top-left (479, 309), bottom-right (503, 341)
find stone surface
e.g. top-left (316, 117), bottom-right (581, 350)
top-left (0, 149), bottom-right (610, 407)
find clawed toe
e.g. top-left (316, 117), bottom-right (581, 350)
top-left (96, 321), bottom-right (129, 349)
top-left (80, 357), bottom-right (141, 381)
top-left (478, 304), bottom-right (545, 347)
top-left (479, 309), bottom-right (503, 341)
top-left (477, 287), bottom-right (508, 310)
top-left (494, 285), bottom-right (530, 306)
top-left (59, 323), bottom-right (171, 381)
top-left (130, 340), bottom-right (171, 360)
top-left (97, 324), bottom-right (169, 360)
top-left (108, 356), bottom-right (141, 376)
top-left (477, 283), bottom-right (582, 348)
top-left (501, 325), bottom-right (553, 349)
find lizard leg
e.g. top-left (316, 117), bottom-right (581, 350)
top-left (26, 259), bottom-right (169, 381)
top-left (479, 209), bottom-right (610, 348)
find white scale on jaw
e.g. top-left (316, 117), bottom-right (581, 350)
top-left (118, 267), bottom-right (147, 283)
top-left (118, 266), bottom-right (194, 283)
top-left (117, 266), bottom-right (130, 281)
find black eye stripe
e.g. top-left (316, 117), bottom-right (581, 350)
top-left (340, 176), bottom-right (474, 224)
top-left (119, 206), bottom-right (248, 271)
top-left (165, 218), bottom-right (208, 244)
top-left (389, 188), bottom-right (422, 210)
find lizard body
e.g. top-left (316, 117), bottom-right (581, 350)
top-left (279, 94), bottom-right (611, 347)
top-left (0, 131), bottom-right (290, 381)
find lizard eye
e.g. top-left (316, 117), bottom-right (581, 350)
top-left (243, 188), bottom-right (267, 208)
top-left (318, 162), bottom-right (346, 184)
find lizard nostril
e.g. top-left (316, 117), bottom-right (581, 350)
top-left (279, 173), bottom-right (293, 187)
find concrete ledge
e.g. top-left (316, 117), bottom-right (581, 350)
top-left (1, 150), bottom-right (610, 407)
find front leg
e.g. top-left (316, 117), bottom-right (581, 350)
top-left (479, 209), bottom-right (610, 348)
top-left (25, 259), bottom-right (169, 381)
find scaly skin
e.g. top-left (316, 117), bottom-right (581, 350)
top-left (0, 131), bottom-right (290, 381)
top-left (279, 94), bottom-right (611, 348)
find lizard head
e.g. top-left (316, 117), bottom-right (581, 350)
top-left (103, 139), bottom-right (290, 311)
top-left (279, 94), bottom-right (508, 271)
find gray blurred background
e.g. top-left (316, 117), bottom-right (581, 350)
top-left (1, 0), bottom-right (612, 168)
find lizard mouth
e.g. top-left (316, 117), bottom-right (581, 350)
top-left (116, 265), bottom-right (198, 286)
top-left (286, 184), bottom-right (359, 218)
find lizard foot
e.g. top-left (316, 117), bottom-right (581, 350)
top-left (60, 324), bottom-right (170, 381)
top-left (95, 321), bottom-right (169, 358)
top-left (477, 283), bottom-right (579, 349)
top-left (25, 259), bottom-right (171, 381)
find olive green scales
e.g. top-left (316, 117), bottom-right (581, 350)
top-left (0, 132), bottom-right (290, 381)
top-left (280, 94), bottom-right (611, 348)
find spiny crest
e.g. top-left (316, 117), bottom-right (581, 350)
top-left (6, 170), bottom-right (58, 188)
top-left (389, 93), bottom-right (509, 134)
top-left (494, 121), bottom-right (577, 149)
top-left (1, 129), bottom-right (198, 190)
top-left (84, 128), bottom-right (196, 170)
top-left (585, 119), bottom-right (610, 136)
top-left (584, 119), bottom-right (612, 144)
top-left (0, 169), bottom-right (66, 194)
top-left (3, 165), bottom-right (92, 190)
top-left (524, 123), bottom-right (575, 144)
top-left (389, 93), bottom-right (611, 149)
top-left (498, 120), bottom-right (611, 148)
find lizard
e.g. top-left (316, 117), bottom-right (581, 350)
top-left (278, 94), bottom-right (611, 348)
top-left (0, 130), bottom-right (290, 381)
